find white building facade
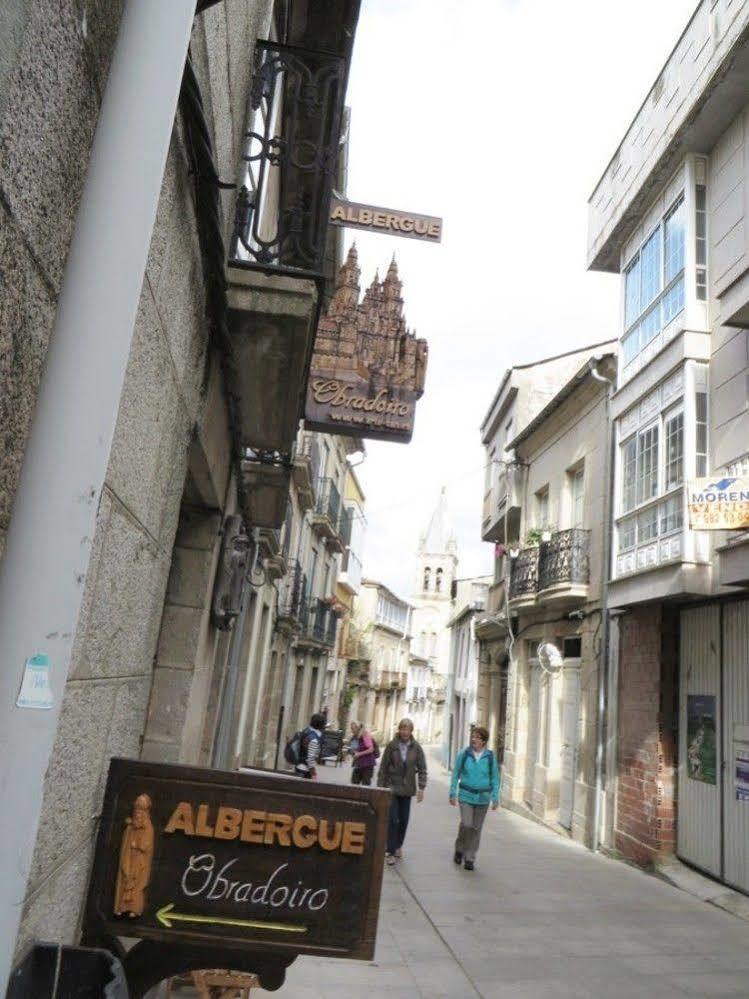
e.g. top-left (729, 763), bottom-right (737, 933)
top-left (588, 0), bottom-right (749, 887)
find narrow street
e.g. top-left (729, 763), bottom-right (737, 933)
top-left (264, 753), bottom-right (749, 999)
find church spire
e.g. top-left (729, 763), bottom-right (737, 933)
top-left (420, 486), bottom-right (456, 556)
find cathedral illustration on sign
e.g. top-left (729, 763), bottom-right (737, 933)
top-left (304, 246), bottom-right (428, 442)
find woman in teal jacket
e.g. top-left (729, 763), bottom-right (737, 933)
top-left (449, 725), bottom-right (500, 870)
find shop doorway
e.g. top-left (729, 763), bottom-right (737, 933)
top-left (678, 599), bottom-right (749, 894)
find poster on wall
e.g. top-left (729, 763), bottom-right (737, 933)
top-left (736, 747), bottom-right (749, 802)
top-left (686, 695), bottom-right (717, 785)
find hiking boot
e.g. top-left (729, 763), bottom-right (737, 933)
top-left (453, 851), bottom-right (463, 865)
top-left (464, 860), bottom-right (475, 871)
top-left (385, 854), bottom-right (396, 866)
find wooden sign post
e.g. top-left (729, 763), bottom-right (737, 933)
top-left (83, 759), bottom-right (390, 996)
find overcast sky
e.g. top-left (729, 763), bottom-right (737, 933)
top-left (343, 0), bottom-right (697, 600)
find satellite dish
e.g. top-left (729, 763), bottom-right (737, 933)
top-left (538, 641), bottom-right (563, 673)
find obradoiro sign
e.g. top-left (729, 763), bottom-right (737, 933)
top-left (84, 760), bottom-right (389, 968)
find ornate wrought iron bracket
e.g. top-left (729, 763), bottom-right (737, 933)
top-left (229, 40), bottom-right (346, 279)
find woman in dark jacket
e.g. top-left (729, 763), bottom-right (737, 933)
top-left (377, 718), bottom-right (427, 865)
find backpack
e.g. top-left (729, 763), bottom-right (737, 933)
top-left (458, 747), bottom-right (495, 790)
top-left (284, 729), bottom-right (309, 766)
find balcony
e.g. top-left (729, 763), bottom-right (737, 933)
top-left (256, 527), bottom-right (287, 581)
top-left (481, 464), bottom-right (523, 543)
top-left (474, 580), bottom-right (508, 641)
top-left (292, 436), bottom-right (321, 512)
top-left (508, 547), bottom-right (538, 610)
top-left (276, 560), bottom-right (308, 633)
top-left (338, 545), bottom-right (362, 596)
top-left (537, 528), bottom-right (590, 605)
top-left (377, 669), bottom-right (408, 691)
top-left (297, 598), bottom-right (338, 651)
top-left (310, 477), bottom-right (345, 553)
top-left (509, 529), bottom-right (591, 610)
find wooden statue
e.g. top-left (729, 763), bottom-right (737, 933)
top-left (114, 793), bottom-right (154, 917)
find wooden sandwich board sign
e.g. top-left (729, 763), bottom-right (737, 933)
top-left (83, 759), bottom-right (390, 995)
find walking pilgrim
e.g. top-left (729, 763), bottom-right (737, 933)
top-left (449, 725), bottom-right (500, 871)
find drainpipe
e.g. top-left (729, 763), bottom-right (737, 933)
top-left (0, 4), bottom-right (195, 989)
top-left (589, 357), bottom-right (616, 853)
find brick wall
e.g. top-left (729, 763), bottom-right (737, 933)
top-left (615, 604), bottom-right (678, 866)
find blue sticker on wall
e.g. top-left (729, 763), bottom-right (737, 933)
top-left (16, 653), bottom-right (54, 710)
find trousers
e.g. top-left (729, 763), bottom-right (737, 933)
top-left (387, 794), bottom-right (412, 854)
top-left (455, 801), bottom-right (489, 862)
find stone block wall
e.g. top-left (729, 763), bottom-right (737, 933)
top-left (615, 604), bottom-right (678, 866)
top-left (8, 0), bottom-right (274, 960)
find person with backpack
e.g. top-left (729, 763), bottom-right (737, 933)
top-left (349, 720), bottom-right (378, 786)
top-left (449, 725), bottom-right (500, 871)
top-left (286, 712), bottom-right (326, 779)
top-left (377, 718), bottom-right (427, 865)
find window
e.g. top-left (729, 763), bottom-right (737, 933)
top-left (435, 568), bottom-right (443, 593)
top-left (696, 185), bottom-right (707, 301)
top-left (660, 496), bottom-right (683, 535)
top-left (621, 438), bottom-right (637, 512)
top-left (664, 197), bottom-right (685, 283)
top-left (563, 637), bottom-right (582, 658)
top-left (640, 227), bottom-right (661, 308)
top-left (423, 566), bottom-right (430, 591)
top-left (637, 425), bottom-right (659, 504)
top-left (638, 506), bottom-right (658, 543)
top-left (569, 465), bottom-right (585, 528)
top-left (664, 411), bottom-right (684, 489)
top-left (535, 486), bottom-right (549, 527)
top-left (625, 255), bottom-right (641, 328)
top-left (619, 517), bottom-right (636, 551)
top-left (695, 393), bottom-right (708, 477)
top-left (621, 193), bottom-right (686, 366)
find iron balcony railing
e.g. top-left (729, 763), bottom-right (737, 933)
top-left (314, 477), bottom-right (341, 528)
top-left (309, 599), bottom-right (336, 648)
top-left (338, 505), bottom-right (353, 548)
top-left (295, 435), bottom-right (322, 482)
top-left (509, 547), bottom-right (539, 600)
top-left (228, 40), bottom-right (346, 279)
top-left (277, 560), bottom-right (308, 624)
top-left (538, 529), bottom-right (590, 591)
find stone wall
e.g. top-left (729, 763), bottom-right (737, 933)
top-left (0, 1), bottom-right (124, 559)
top-left (615, 604), bottom-right (678, 866)
top-left (9, 0), bottom-right (273, 959)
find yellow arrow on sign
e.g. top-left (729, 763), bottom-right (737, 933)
top-left (155, 903), bottom-right (307, 934)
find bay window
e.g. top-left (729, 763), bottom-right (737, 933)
top-left (636, 425), bottom-right (659, 504)
top-left (621, 193), bottom-right (686, 367)
top-left (664, 411), bottom-right (684, 489)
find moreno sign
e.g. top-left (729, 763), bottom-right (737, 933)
top-left (688, 476), bottom-right (749, 530)
top-left (329, 196), bottom-right (442, 243)
top-left (83, 759), bottom-right (389, 994)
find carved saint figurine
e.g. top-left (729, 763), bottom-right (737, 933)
top-left (114, 793), bottom-right (154, 918)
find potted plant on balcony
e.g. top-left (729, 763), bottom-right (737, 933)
top-left (525, 526), bottom-right (553, 546)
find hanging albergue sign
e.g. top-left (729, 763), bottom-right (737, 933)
top-left (687, 476), bottom-right (749, 530)
top-left (84, 759), bottom-right (389, 964)
top-left (304, 248), bottom-right (428, 443)
top-left (329, 196), bottom-right (442, 243)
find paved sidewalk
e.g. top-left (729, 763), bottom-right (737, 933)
top-left (260, 754), bottom-right (749, 998)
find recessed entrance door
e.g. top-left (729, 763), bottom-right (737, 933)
top-left (559, 665), bottom-right (581, 830)
top-left (677, 605), bottom-right (721, 877)
top-left (723, 600), bottom-right (749, 894)
top-left (524, 665), bottom-right (541, 808)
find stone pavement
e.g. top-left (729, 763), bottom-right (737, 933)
top-left (257, 752), bottom-right (749, 999)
